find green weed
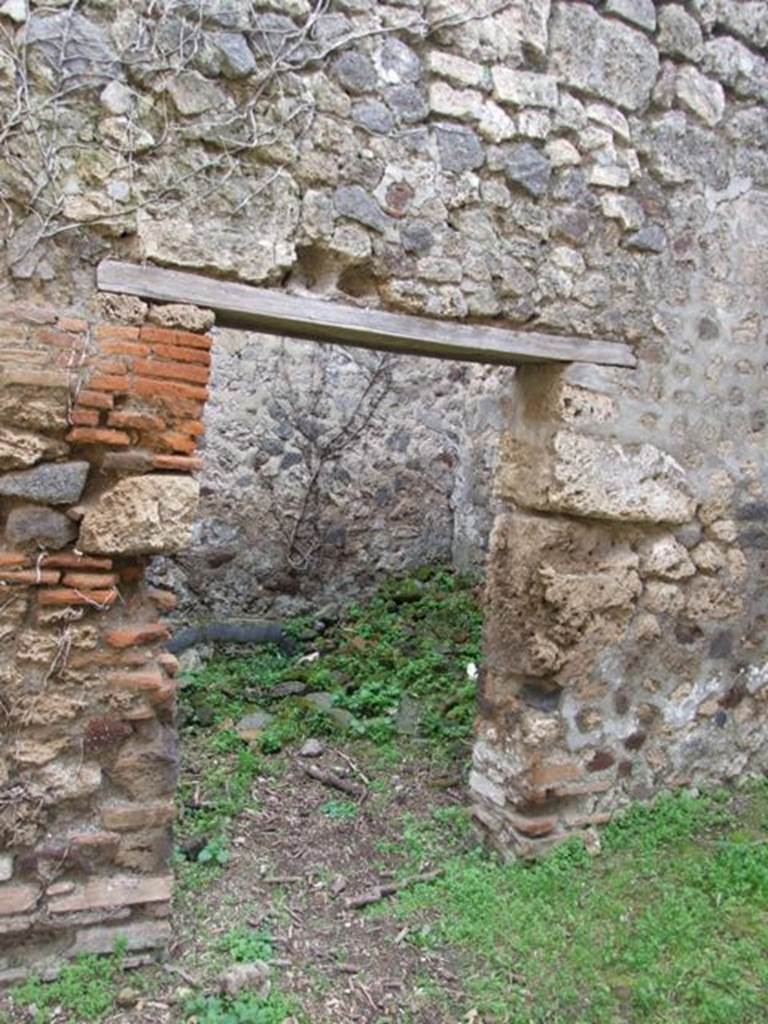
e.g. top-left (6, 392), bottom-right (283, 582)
top-left (183, 990), bottom-right (298, 1024)
top-left (392, 787), bottom-right (768, 1024)
top-left (10, 943), bottom-right (128, 1023)
top-left (215, 926), bottom-right (274, 964)
top-left (320, 798), bottom-right (358, 820)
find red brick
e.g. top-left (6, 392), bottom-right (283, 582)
top-left (105, 624), bottom-right (171, 649)
top-left (95, 324), bottom-right (140, 341)
top-left (134, 358), bottom-right (209, 385)
top-left (0, 553), bottom-right (27, 567)
top-left (100, 340), bottom-right (150, 358)
top-left (89, 358), bottom-right (129, 376)
top-left (62, 572), bottom-right (119, 589)
top-left (76, 389), bottom-right (114, 410)
top-left (530, 762), bottom-right (583, 789)
top-left (57, 316), bottom-right (89, 332)
top-left (0, 569), bottom-right (60, 586)
top-left (140, 325), bottom-right (212, 350)
top-left (41, 553), bottom-right (113, 570)
top-left (158, 432), bottom-right (197, 454)
top-left (100, 801), bottom-right (175, 831)
top-left (47, 874), bottom-right (172, 913)
top-left (36, 327), bottom-right (74, 346)
top-left (109, 667), bottom-right (176, 705)
top-left (69, 408), bottom-right (100, 427)
top-left (66, 427), bottom-right (131, 446)
top-left (107, 411), bottom-right (165, 432)
top-left (88, 373), bottom-right (131, 393)
top-left (153, 454), bottom-right (204, 471)
top-left (39, 588), bottom-right (118, 607)
top-left (0, 883), bottom-right (41, 916)
top-left (152, 343), bottom-right (211, 366)
top-left (506, 812), bottom-right (558, 838)
top-left (134, 378), bottom-right (209, 403)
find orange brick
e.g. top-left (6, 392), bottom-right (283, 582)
top-left (69, 650), bottom-right (149, 669)
top-left (134, 358), bottom-right (209, 385)
top-left (77, 389), bottom-right (114, 410)
top-left (48, 874), bottom-right (172, 913)
top-left (530, 763), bottom-right (583, 789)
top-left (134, 378), bottom-right (209, 404)
top-left (100, 340), bottom-right (150, 358)
top-left (140, 326), bottom-right (212, 350)
top-left (66, 427), bottom-right (130, 446)
top-left (177, 419), bottom-right (205, 437)
top-left (95, 324), bottom-right (140, 341)
top-left (107, 411), bottom-right (165, 432)
top-left (152, 343), bottom-right (211, 366)
top-left (88, 373), bottom-right (131, 393)
top-left (39, 588), bottom-right (118, 607)
top-left (157, 651), bottom-right (179, 677)
top-left (105, 624), bottom-right (171, 649)
top-left (0, 569), bottom-right (60, 586)
top-left (153, 454), bottom-right (204, 471)
top-left (41, 553), bottom-right (113, 571)
top-left (69, 408), bottom-right (100, 427)
top-left (109, 667), bottom-right (176, 704)
top-left (36, 327), bottom-right (74, 346)
top-left (100, 801), bottom-right (175, 831)
top-left (158, 432), bottom-right (197, 454)
top-left (0, 553), bottom-right (27, 567)
top-left (57, 316), bottom-right (89, 332)
top-left (62, 572), bottom-right (119, 589)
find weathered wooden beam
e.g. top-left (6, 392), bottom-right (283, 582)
top-left (97, 260), bottom-right (637, 368)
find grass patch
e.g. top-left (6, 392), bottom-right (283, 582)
top-left (175, 566), bottom-right (481, 872)
top-left (9, 945), bottom-right (128, 1024)
top-left (392, 784), bottom-right (768, 1024)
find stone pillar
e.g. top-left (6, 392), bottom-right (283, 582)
top-left (0, 300), bottom-right (211, 981)
top-left (472, 364), bottom-right (765, 858)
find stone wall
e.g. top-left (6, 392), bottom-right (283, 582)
top-left (0, 0), bottom-right (767, 972)
top-left (155, 331), bottom-right (508, 621)
top-left (0, 300), bottom-right (209, 981)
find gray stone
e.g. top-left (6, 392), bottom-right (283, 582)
top-left (380, 36), bottom-right (422, 84)
top-left (0, 854), bottom-right (12, 882)
top-left (675, 67), bottom-right (725, 128)
top-left (205, 31), bottom-right (256, 78)
top-left (100, 80), bottom-right (133, 115)
top-left (235, 710), bottom-right (275, 740)
top-left (702, 38), bottom-right (768, 102)
top-left (6, 506), bottom-right (77, 550)
top-left (218, 962), bottom-right (270, 999)
top-left (603, 0), bottom-right (656, 32)
top-left (401, 220), bottom-right (433, 255)
top-left (0, 461), bottom-right (89, 505)
top-left (502, 143), bottom-right (551, 198)
top-left (25, 11), bottom-right (119, 85)
top-left (713, 1), bottom-right (768, 50)
top-left (299, 738), bottom-right (324, 757)
top-left (657, 6), bottom-right (703, 61)
top-left (352, 99), bottom-right (394, 135)
top-left (550, 4), bottom-right (659, 111)
top-left (492, 68), bottom-right (558, 108)
top-left (625, 224), bottom-right (666, 253)
top-left (333, 185), bottom-right (390, 233)
top-left (386, 85), bottom-right (429, 124)
top-left (166, 71), bottom-right (228, 115)
top-left (331, 50), bottom-right (377, 94)
top-left (435, 124), bottom-right (484, 174)
top-left (299, 692), bottom-right (356, 728)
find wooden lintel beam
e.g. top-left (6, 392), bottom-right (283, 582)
top-left (96, 260), bottom-right (637, 369)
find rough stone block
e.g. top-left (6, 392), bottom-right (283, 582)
top-left (492, 68), bottom-right (557, 108)
top-left (550, 4), bottom-right (659, 111)
top-left (0, 368), bottom-right (71, 431)
top-left (498, 430), bottom-right (696, 524)
top-left (71, 919), bottom-right (171, 956)
top-left (0, 883), bottom-right (39, 916)
top-left (78, 474), bottom-right (199, 555)
top-left (0, 427), bottom-right (69, 471)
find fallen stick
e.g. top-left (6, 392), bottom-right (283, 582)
top-left (303, 764), bottom-right (365, 798)
top-left (343, 869), bottom-right (443, 910)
